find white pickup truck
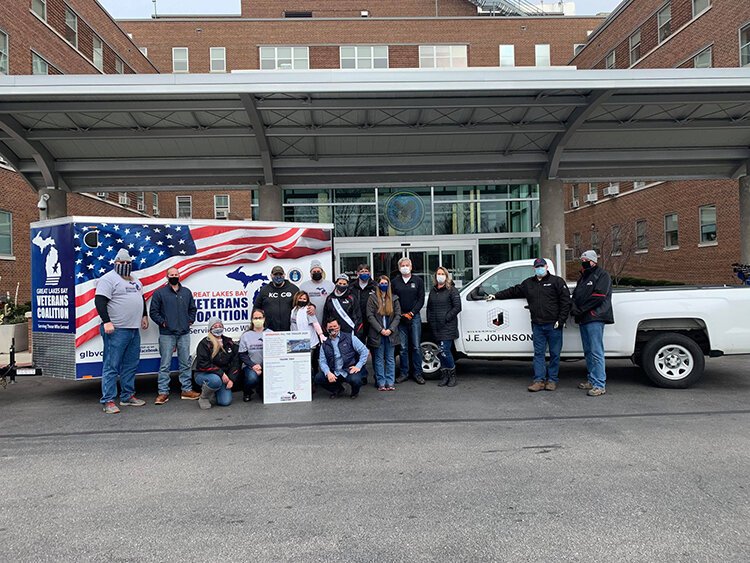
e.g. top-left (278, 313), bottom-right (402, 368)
top-left (419, 259), bottom-right (750, 388)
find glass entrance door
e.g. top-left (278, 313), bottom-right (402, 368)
top-left (372, 249), bottom-right (405, 280)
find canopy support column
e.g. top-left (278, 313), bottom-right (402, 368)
top-left (257, 185), bottom-right (283, 222)
top-left (539, 178), bottom-right (566, 279)
top-left (740, 159), bottom-right (750, 264)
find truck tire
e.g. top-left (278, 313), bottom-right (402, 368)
top-left (641, 332), bottom-right (705, 389)
top-left (421, 341), bottom-right (442, 379)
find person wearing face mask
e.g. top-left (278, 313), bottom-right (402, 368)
top-left (323, 274), bottom-right (362, 336)
top-left (366, 275), bottom-right (401, 391)
top-left (390, 257), bottom-right (426, 385)
top-left (290, 291), bottom-right (326, 385)
top-left (253, 265), bottom-right (299, 331)
top-left (486, 258), bottom-right (571, 392)
top-left (194, 317), bottom-right (241, 409)
top-left (95, 249), bottom-right (149, 414)
top-left (315, 319), bottom-right (369, 399)
top-left (299, 260), bottom-right (335, 326)
top-left (426, 267), bottom-right (462, 388)
top-left (239, 309), bottom-right (271, 403)
top-left (571, 250), bottom-right (614, 397)
top-left (349, 264), bottom-right (377, 343)
top-left (149, 266), bottom-right (199, 404)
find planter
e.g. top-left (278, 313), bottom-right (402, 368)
top-left (0, 322), bottom-right (29, 353)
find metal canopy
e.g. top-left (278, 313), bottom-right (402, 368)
top-left (1, 67), bottom-right (750, 192)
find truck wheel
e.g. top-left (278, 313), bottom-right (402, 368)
top-left (421, 342), bottom-right (442, 379)
top-left (641, 333), bottom-right (705, 389)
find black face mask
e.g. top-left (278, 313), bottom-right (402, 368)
top-left (297, 300), bottom-right (309, 307)
top-left (115, 262), bottom-right (132, 277)
top-left (311, 272), bottom-right (323, 281)
top-left (168, 276), bottom-right (180, 286)
top-left (582, 261), bottom-right (594, 270)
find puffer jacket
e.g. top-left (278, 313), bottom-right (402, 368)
top-left (426, 284), bottom-right (462, 340)
top-left (195, 335), bottom-right (242, 387)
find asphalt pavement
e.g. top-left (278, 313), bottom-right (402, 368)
top-left (1, 356), bottom-right (749, 562)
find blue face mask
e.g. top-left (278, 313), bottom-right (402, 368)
top-left (272, 275), bottom-right (284, 285)
top-left (359, 273), bottom-right (371, 281)
top-left (378, 283), bottom-right (389, 292)
top-left (535, 267), bottom-right (547, 277)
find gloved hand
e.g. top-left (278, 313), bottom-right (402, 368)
top-left (485, 294), bottom-right (496, 301)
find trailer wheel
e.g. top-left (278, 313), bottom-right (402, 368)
top-left (421, 341), bottom-right (442, 379)
top-left (641, 333), bottom-right (705, 389)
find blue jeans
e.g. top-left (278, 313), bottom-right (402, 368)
top-left (398, 313), bottom-right (423, 377)
top-left (373, 338), bottom-right (396, 387)
top-left (531, 323), bottom-right (563, 383)
top-left (243, 366), bottom-right (263, 397)
top-left (314, 367), bottom-right (366, 396)
top-left (579, 321), bottom-right (607, 389)
top-left (157, 333), bottom-right (193, 395)
top-left (194, 371), bottom-right (234, 406)
top-left (438, 340), bottom-right (455, 370)
top-left (100, 326), bottom-right (141, 404)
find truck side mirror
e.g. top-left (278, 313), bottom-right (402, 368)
top-left (468, 286), bottom-right (487, 301)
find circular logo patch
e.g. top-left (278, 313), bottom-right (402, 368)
top-left (289, 268), bottom-right (302, 283)
top-left (384, 192), bottom-right (425, 232)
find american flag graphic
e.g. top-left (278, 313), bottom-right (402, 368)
top-left (74, 222), bottom-right (332, 347)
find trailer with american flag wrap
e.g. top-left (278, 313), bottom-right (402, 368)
top-left (29, 217), bottom-right (334, 380)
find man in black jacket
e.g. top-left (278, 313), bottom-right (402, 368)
top-left (253, 265), bottom-right (299, 331)
top-left (487, 258), bottom-right (571, 392)
top-left (571, 250), bottom-right (614, 397)
top-left (349, 263), bottom-right (377, 343)
top-left (391, 257), bottom-right (426, 384)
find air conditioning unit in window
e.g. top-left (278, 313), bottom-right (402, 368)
top-left (570, 199), bottom-right (580, 209)
top-left (603, 184), bottom-right (620, 197)
top-left (137, 202), bottom-right (145, 211)
top-left (152, 209), bottom-right (160, 217)
top-left (96, 192), bottom-right (107, 198)
top-left (585, 193), bottom-right (598, 203)
top-left (216, 209), bottom-right (229, 219)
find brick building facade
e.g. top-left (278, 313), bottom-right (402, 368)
top-left (565, 0), bottom-right (750, 284)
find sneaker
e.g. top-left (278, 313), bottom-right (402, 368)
top-left (528, 380), bottom-right (546, 392)
top-left (395, 374), bottom-right (409, 384)
top-left (120, 396), bottom-right (146, 407)
top-left (414, 374), bottom-right (426, 385)
top-left (544, 381), bottom-right (557, 391)
top-left (587, 387), bottom-right (606, 397)
top-left (243, 392), bottom-right (252, 402)
top-left (181, 390), bottom-right (200, 400)
top-left (577, 382), bottom-right (593, 390)
top-left (102, 401), bottom-right (120, 414)
top-left (155, 394), bottom-right (169, 405)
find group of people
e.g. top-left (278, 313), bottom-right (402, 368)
top-left (94, 247), bottom-right (610, 414)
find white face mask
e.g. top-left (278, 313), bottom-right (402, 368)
top-left (400, 266), bottom-right (411, 276)
top-left (436, 274), bottom-right (446, 284)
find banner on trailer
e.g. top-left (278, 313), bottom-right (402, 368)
top-left (68, 220), bottom-right (332, 379)
top-left (262, 331), bottom-right (313, 404)
top-left (30, 223), bottom-right (76, 333)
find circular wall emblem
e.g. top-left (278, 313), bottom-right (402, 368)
top-left (384, 192), bottom-right (425, 232)
top-left (288, 268), bottom-right (302, 283)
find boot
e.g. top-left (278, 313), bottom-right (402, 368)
top-left (198, 383), bottom-right (216, 410)
top-left (438, 368), bottom-right (450, 387)
top-left (446, 367), bottom-right (457, 387)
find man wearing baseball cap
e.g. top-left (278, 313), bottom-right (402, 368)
top-left (300, 259), bottom-right (335, 326)
top-left (486, 257), bottom-right (571, 391)
top-left (253, 265), bottom-right (299, 331)
top-left (571, 250), bottom-right (614, 397)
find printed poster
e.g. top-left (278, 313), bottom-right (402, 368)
top-left (262, 331), bottom-right (312, 404)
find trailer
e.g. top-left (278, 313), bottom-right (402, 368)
top-left (30, 217), bottom-right (334, 380)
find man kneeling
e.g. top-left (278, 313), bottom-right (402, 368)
top-left (315, 319), bottom-right (369, 399)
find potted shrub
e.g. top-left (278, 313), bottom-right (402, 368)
top-left (0, 302), bottom-right (31, 352)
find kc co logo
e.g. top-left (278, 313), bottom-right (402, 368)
top-left (487, 307), bottom-right (509, 331)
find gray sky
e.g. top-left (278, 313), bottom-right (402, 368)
top-left (100, 0), bottom-right (622, 19)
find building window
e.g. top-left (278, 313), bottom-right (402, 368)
top-left (693, 0), bottom-right (710, 17)
top-left (419, 45), bottom-right (467, 68)
top-left (152, 192), bottom-right (159, 216)
top-left (214, 195), bottom-right (230, 219)
top-left (32, 0), bottom-right (46, 20)
top-left (176, 196), bottom-right (192, 218)
top-left (664, 213), bottom-right (679, 248)
top-left (136, 192), bottom-right (145, 212)
top-left (636, 219), bottom-right (648, 250)
top-left (284, 11), bottom-right (312, 18)
top-left (629, 30), bottom-right (641, 65)
top-left (172, 47), bottom-right (189, 73)
top-left (611, 225), bottom-right (622, 255)
top-left (741, 25), bottom-right (750, 67)
top-left (591, 229), bottom-right (600, 252)
top-left (499, 45), bottom-right (515, 67)
top-left (65, 8), bottom-right (78, 49)
top-left (210, 47), bottom-right (226, 72)
top-left (573, 44), bottom-right (585, 57)
top-left (92, 35), bottom-right (103, 71)
top-left (260, 46), bottom-right (309, 70)
top-left (535, 44), bottom-right (551, 67)
top-left (0, 210), bottom-right (11, 256)
top-left (0, 30), bottom-right (7, 75)
top-left (699, 204), bottom-right (717, 243)
top-left (31, 52), bottom-right (49, 75)
top-left (605, 50), bottom-right (616, 69)
top-left (658, 4), bottom-right (672, 43)
top-left (693, 47), bottom-right (712, 68)
top-left (340, 46), bottom-right (388, 69)
top-left (115, 57), bottom-right (124, 74)
top-left (633, 181), bottom-right (646, 190)
top-left (118, 193), bottom-right (130, 206)
top-left (573, 232), bottom-right (582, 256)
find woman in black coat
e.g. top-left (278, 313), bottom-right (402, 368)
top-left (426, 267), bottom-right (462, 387)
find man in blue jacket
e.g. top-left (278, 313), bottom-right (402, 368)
top-left (315, 319), bottom-right (369, 399)
top-left (149, 266), bottom-right (199, 404)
